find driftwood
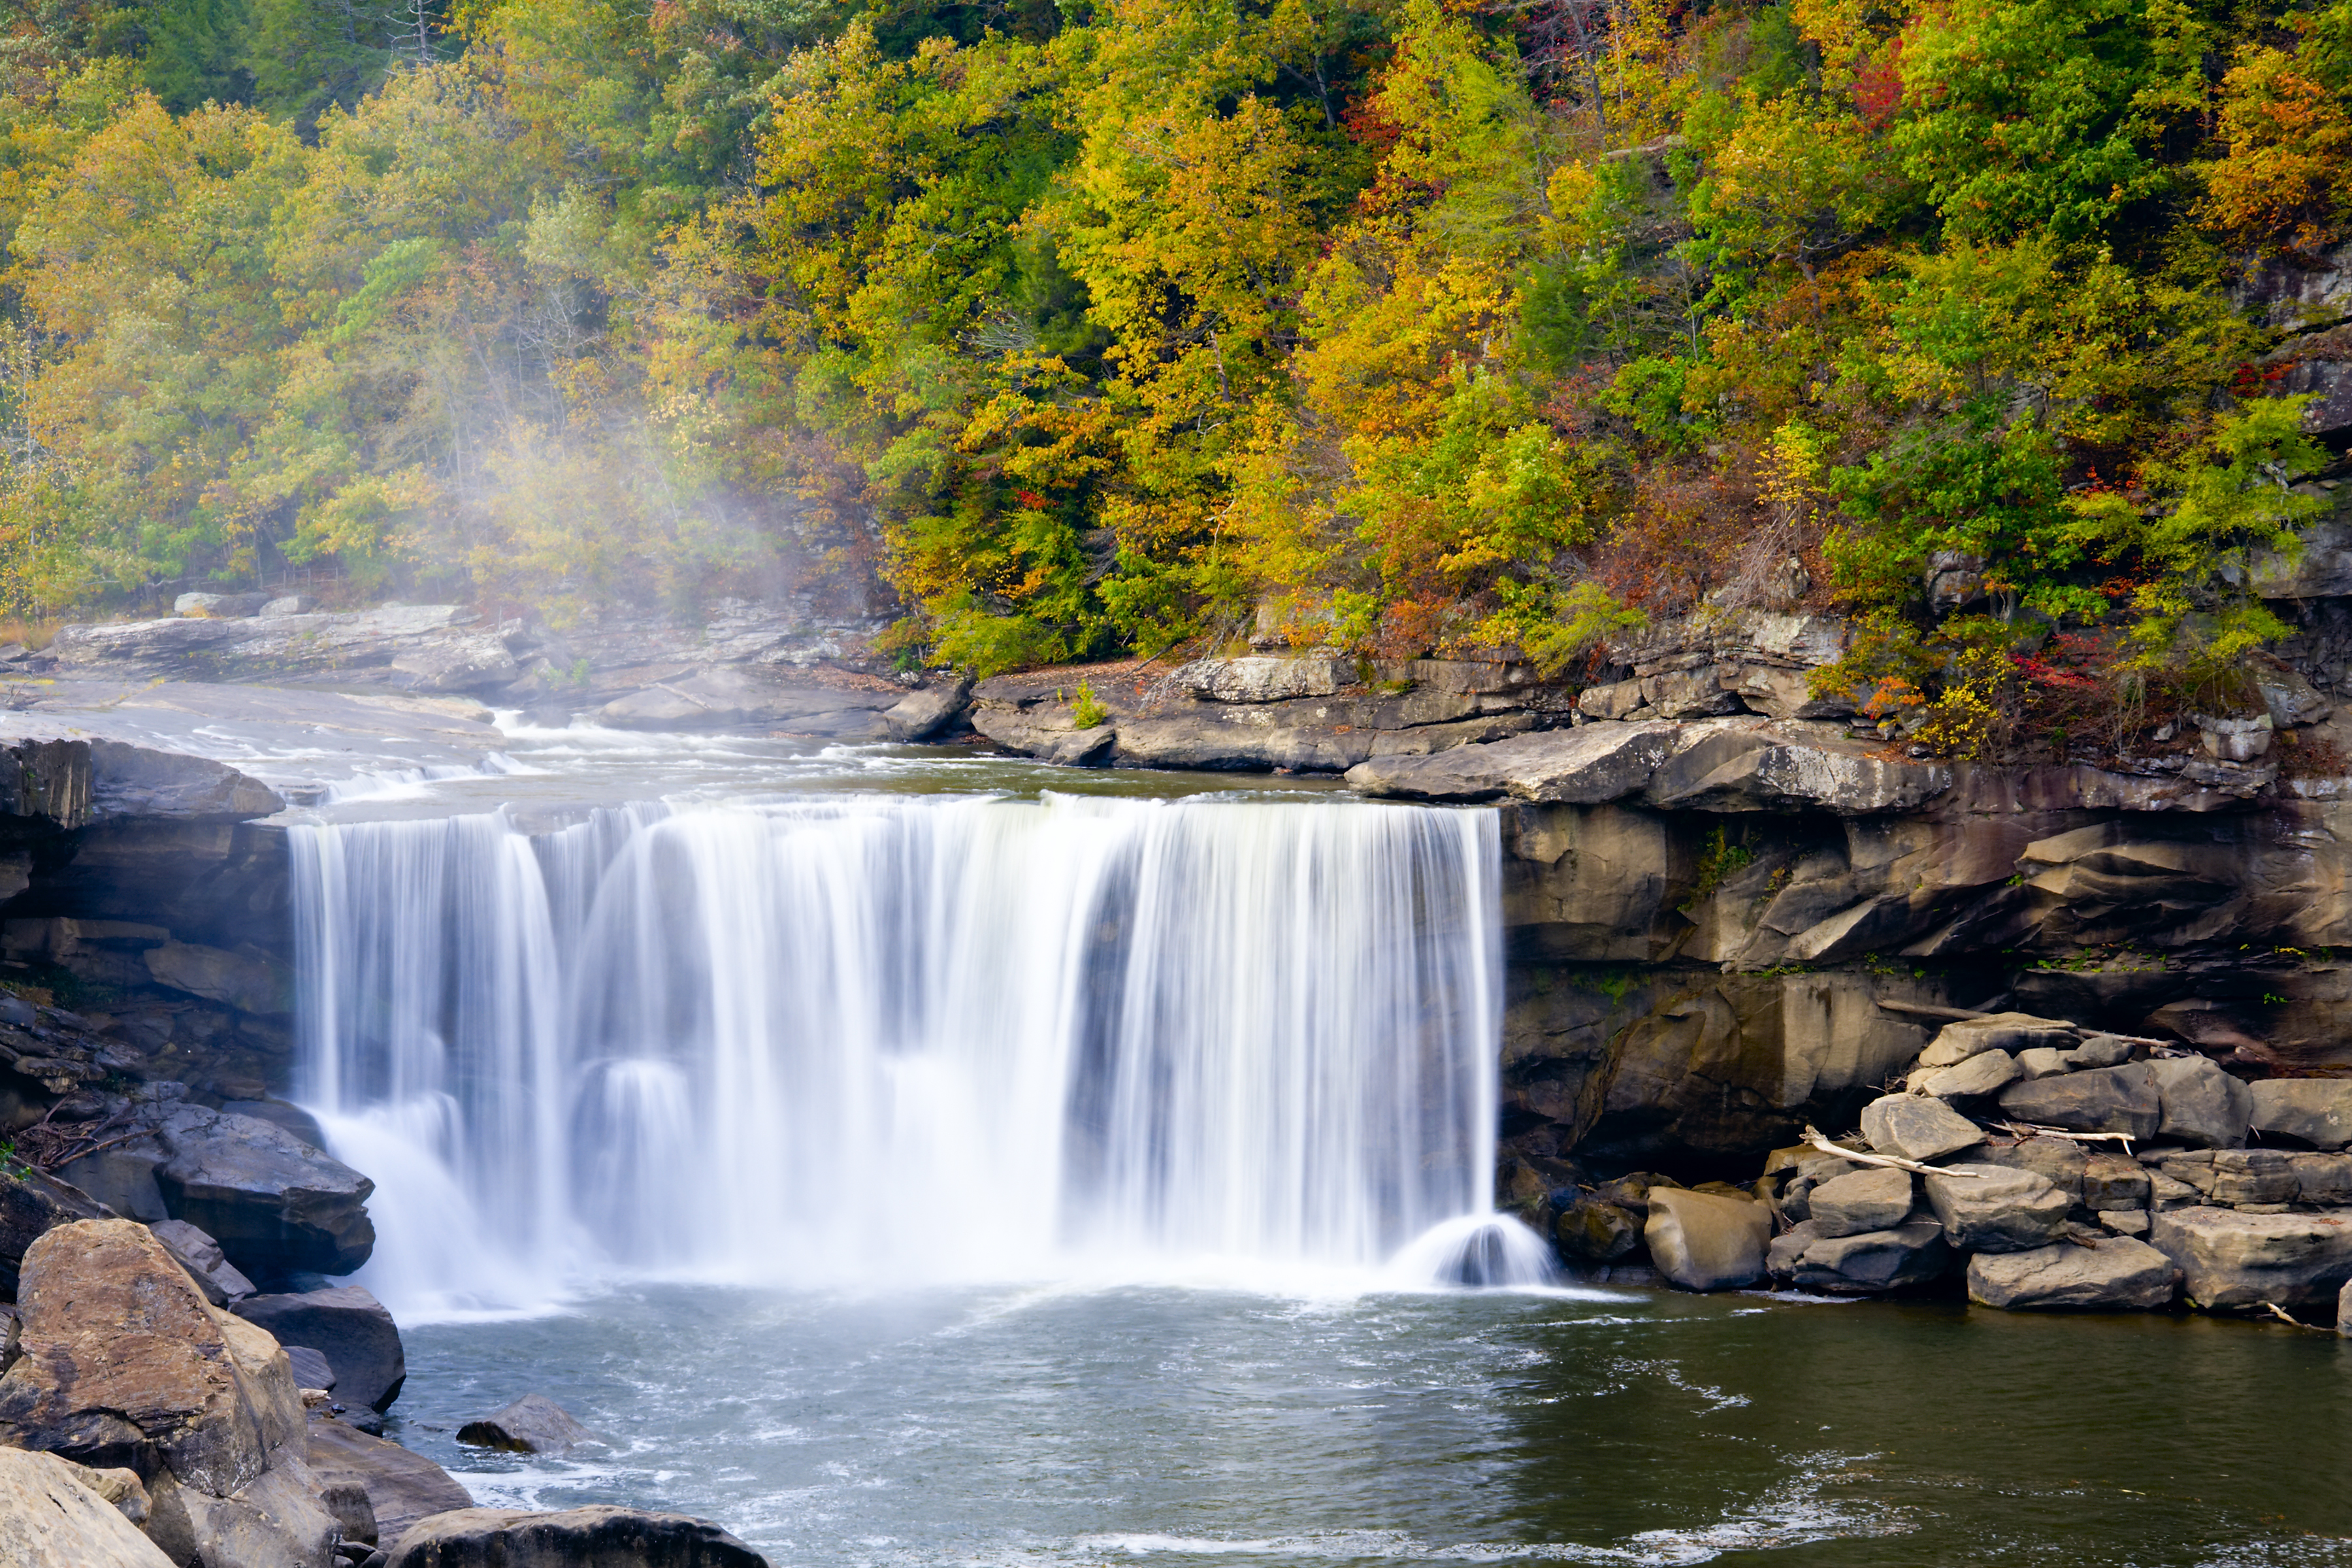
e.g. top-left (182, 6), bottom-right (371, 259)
top-left (1800, 1125), bottom-right (1981, 1178)
top-left (2260, 1301), bottom-right (2329, 1331)
top-left (1987, 1119), bottom-right (2135, 1149)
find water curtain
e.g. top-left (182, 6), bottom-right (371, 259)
top-left (291, 793), bottom-right (1505, 1304)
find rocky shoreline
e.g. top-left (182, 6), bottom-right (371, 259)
top-left (0, 1031), bottom-right (766, 1567)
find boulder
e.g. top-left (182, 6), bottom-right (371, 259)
top-left (1641, 1188), bottom-right (1769, 1292)
top-left (1916, 1013), bottom-right (2077, 1068)
top-left (306, 1411), bottom-right (472, 1546)
top-left (2014, 1047), bottom-right (2070, 1081)
top-left (2247, 1079), bottom-right (2352, 1149)
top-left (174, 1454), bottom-right (340, 1568)
top-left (77, 1464), bottom-right (151, 1526)
top-left (880, 681), bottom-right (970, 742)
top-left (1343, 721), bottom-right (1678, 804)
top-left (391, 634), bottom-right (519, 694)
top-left (152, 1105), bottom-right (375, 1280)
top-left (1551, 1198), bottom-right (1641, 1262)
top-left (2292, 1152), bottom-right (2352, 1205)
top-left (1769, 1218), bottom-right (1950, 1294)
top-left (0, 1448), bottom-right (175, 1567)
top-left (2148, 1171), bottom-right (2203, 1211)
top-left (149, 1219), bottom-right (255, 1307)
top-left (0, 1220), bottom-right (300, 1493)
top-left (1995, 1063), bottom-right (2161, 1140)
top-left (234, 1286), bottom-right (404, 1413)
top-left (1923, 1164), bottom-right (2072, 1253)
top-left (2212, 1149), bottom-right (2301, 1207)
top-left (1173, 657), bottom-right (1346, 703)
top-left (2147, 1056), bottom-right (2253, 1149)
top-left (2149, 1205), bottom-right (2352, 1309)
top-left (2080, 1151), bottom-right (2151, 1211)
top-left (1969, 1137), bottom-right (2087, 1204)
top-left (0, 1163), bottom-right (113, 1297)
top-left (2341, 1276), bottom-right (2352, 1337)
top-left (2155, 1149), bottom-right (2302, 1207)
top-left (283, 1346), bottom-right (335, 1392)
top-left (1771, 1155), bottom-right (1862, 1225)
top-left (385, 1505), bottom-right (768, 1568)
top-left (1805, 1168), bottom-right (1914, 1237)
top-left (1966, 1237), bottom-right (2180, 1311)
top-left (456, 1393), bottom-right (600, 1455)
top-left (2064, 1035), bottom-right (2138, 1069)
top-left (1916, 1049), bottom-right (2020, 1101)
top-left (1857, 1094), bottom-right (1984, 1164)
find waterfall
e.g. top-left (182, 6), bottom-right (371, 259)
top-left (290, 792), bottom-right (1527, 1315)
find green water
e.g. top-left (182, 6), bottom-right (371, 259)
top-left (376, 1280), bottom-right (2352, 1567)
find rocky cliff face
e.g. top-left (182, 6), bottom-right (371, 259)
top-left (1335, 719), bottom-right (2352, 1179)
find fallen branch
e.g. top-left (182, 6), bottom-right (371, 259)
top-left (2260, 1301), bottom-right (2330, 1331)
top-left (1801, 1125), bottom-right (1981, 1178)
top-left (1987, 1120), bottom-right (2135, 1151)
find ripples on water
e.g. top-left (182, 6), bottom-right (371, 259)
top-left (380, 1281), bottom-right (2352, 1568)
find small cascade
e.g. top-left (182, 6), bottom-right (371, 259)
top-left (1385, 1213), bottom-right (1561, 1290)
top-left (290, 792), bottom-right (1512, 1313)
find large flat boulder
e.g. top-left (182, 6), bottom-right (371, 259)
top-left (1858, 1094), bottom-right (1984, 1163)
top-left (2248, 1079), bottom-right (2352, 1149)
top-left (387, 1505), bottom-right (768, 1567)
top-left (1769, 1218), bottom-right (1950, 1293)
top-left (1344, 722), bottom-right (1678, 804)
top-left (1642, 1188), bottom-right (1768, 1291)
top-left (153, 1105), bottom-right (374, 1281)
top-left (2150, 1205), bottom-right (2352, 1309)
top-left (306, 1411), bottom-right (472, 1546)
top-left (1996, 1063), bottom-right (2161, 1139)
top-left (1968, 1137), bottom-right (2087, 1204)
top-left (1805, 1168), bottom-right (1914, 1237)
top-left (1967, 1237), bottom-right (2180, 1310)
top-left (1924, 1164), bottom-right (2071, 1253)
top-left (234, 1286), bottom-right (404, 1413)
top-left (1915, 1049), bottom-right (2019, 1101)
top-left (0, 1447), bottom-right (175, 1567)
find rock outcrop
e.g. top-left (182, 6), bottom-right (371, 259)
top-left (0, 1218), bottom-right (351, 1566)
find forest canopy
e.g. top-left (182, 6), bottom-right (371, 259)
top-left (1, 0), bottom-right (2347, 720)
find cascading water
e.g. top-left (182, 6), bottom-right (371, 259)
top-left (291, 791), bottom-right (1548, 1316)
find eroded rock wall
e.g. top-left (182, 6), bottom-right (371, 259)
top-left (1485, 740), bottom-right (2352, 1180)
